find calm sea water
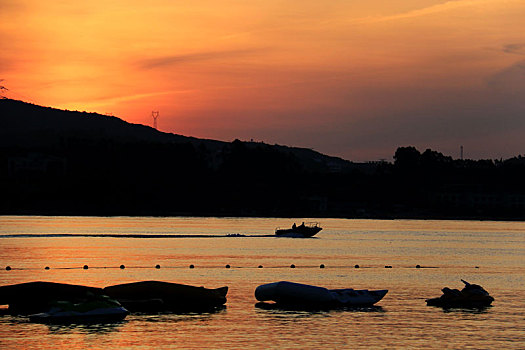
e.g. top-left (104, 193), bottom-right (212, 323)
top-left (0, 216), bottom-right (524, 349)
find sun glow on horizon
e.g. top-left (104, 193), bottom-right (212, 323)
top-left (1, 0), bottom-right (524, 160)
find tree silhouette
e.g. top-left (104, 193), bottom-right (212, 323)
top-left (0, 79), bottom-right (7, 98)
top-left (393, 146), bottom-right (421, 169)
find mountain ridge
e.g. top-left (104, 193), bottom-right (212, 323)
top-left (0, 98), bottom-right (353, 172)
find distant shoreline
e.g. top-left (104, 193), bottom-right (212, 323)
top-left (2, 99), bottom-right (525, 222)
top-left (1, 210), bottom-right (523, 222)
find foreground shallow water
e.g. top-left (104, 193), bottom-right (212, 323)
top-left (1, 216), bottom-right (524, 349)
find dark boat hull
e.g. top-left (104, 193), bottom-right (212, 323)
top-left (103, 281), bottom-right (228, 312)
top-left (0, 281), bottom-right (104, 315)
top-left (426, 280), bottom-right (494, 309)
top-left (29, 307), bottom-right (129, 324)
top-left (275, 226), bottom-right (322, 238)
top-left (426, 295), bottom-right (494, 308)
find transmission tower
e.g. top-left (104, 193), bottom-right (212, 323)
top-left (152, 111), bottom-right (159, 130)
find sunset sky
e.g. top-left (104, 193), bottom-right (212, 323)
top-left (1, 0), bottom-right (524, 161)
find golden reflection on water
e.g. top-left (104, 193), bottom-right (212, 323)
top-left (0, 216), bottom-right (524, 349)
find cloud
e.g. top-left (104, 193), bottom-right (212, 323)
top-left (353, 0), bottom-right (486, 24)
top-left (487, 59), bottom-right (525, 92)
top-left (0, 0), bottom-right (23, 13)
top-left (139, 49), bottom-right (263, 69)
top-left (502, 43), bottom-right (525, 55)
top-left (69, 89), bottom-right (196, 109)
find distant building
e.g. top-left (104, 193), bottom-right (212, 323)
top-left (433, 185), bottom-right (525, 214)
top-left (8, 153), bottom-right (66, 178)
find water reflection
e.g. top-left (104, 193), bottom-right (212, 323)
top-left (133, 305), bottom-right (227, 322)
top-left (0, 314), bottom-right (126, 335)
top-left (0, 216), bottom-right (523, 349)
top-left (440, 306), bottom-right (493, 314)
top-left (46, 320), bottom-right (126, 334)
top-left (255, 302), bottom-right (385, 314)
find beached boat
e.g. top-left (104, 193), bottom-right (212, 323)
top-left (426, 279), bottom-right (494, 308)
top-left (0, 281), bottom-right (105, 315)
top-left (28, 296), bottom-right (128, 323)
top-left (275, 222), bottom-right (322, 237)
top-left (103, 281), bottom-right (228, 312)
top-left (255, 281), bottom-right (387, 308)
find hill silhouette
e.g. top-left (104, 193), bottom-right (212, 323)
top-left (0, 99), bottom-right (351, 171)
top-left (1, 98), bottom-right (524, 219)
top-left (0, 99), bottom-right (354, 217)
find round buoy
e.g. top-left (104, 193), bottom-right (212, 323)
top-left (258, 265), bottom-right (263, 268)
top-left (416, 264), bottom-right (421, 269)
top-left (320, 264), bottom-right (325, 269)
top-left (354, 264), bottom-right (360, 268)
top-left (155, 264), bottom-right (161, 269)
top-left (83, 265), bottom-right (89, 270)
top-left (120, 264), bottom-right (125, 269)
top-left (5, 266), bottom-right (11, 271)
top-left (45, 266), bottom-right (50, 270)
top-left (290, 264), bottom-right (296, 268)
top-left (225, 264), bottom-right (231, 269)
top-left (189, 264), bottom-right (195, 269)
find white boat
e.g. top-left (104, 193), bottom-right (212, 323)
top-left (255, 281), bottom-right (387, 308)
top-left (29, 297), bottom-right (128, 323)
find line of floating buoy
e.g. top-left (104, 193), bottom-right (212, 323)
top-left (2, 264), bottom-right (463, 271)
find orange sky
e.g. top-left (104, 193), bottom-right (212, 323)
top-left (1, 0), bottom-right (524, 161)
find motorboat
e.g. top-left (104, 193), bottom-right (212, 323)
top-left (426, 279), bottom-right (494, 308)
top-left (255, 281), bottom-right (387, 308)
top-left (29, 296), bottom-right (128, 323)
top-left (275, 222), bottom-right (322, 238)
top-left (103, 281), bottom-right (228, 312)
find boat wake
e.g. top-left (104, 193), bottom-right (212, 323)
top-left (0, 233), bottom-right (274, 239)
